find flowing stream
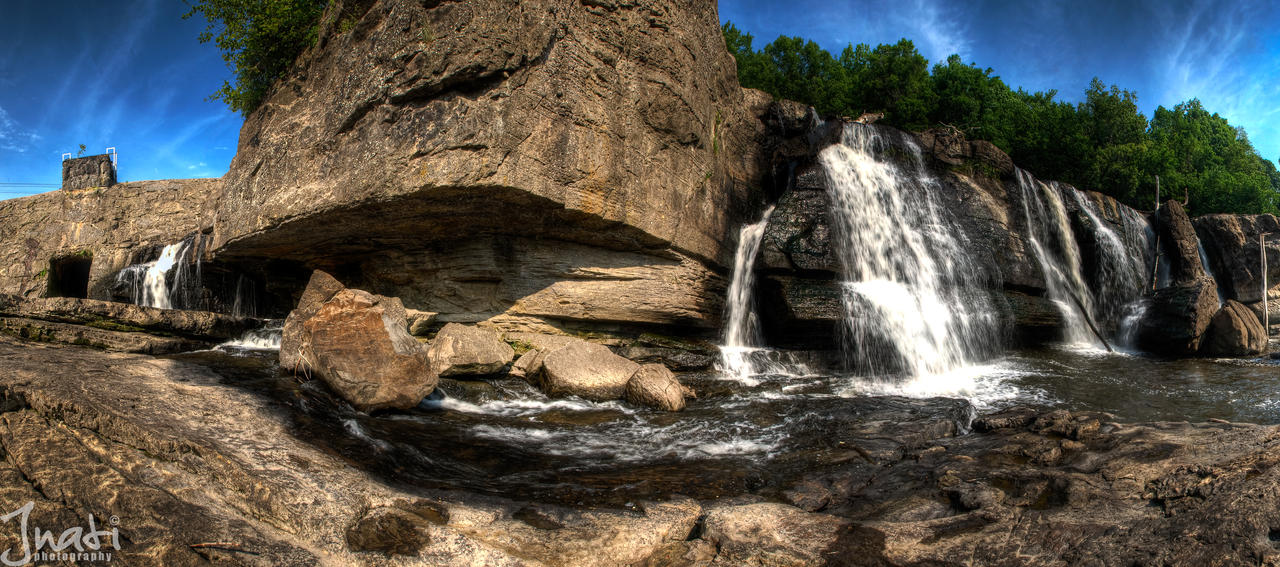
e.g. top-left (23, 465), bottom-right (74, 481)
top-left (161, 122), bottom-right (1279, 510)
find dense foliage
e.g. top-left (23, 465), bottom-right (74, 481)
top-left (185, 0), bottom-right (329, 116)
top-left (724, 23), bottom-right (1280, 215)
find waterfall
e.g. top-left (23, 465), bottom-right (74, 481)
top-left (1064, 188), bottom-right (1152, 334)
top-left (718, 206), bottom-right (775, 383)
top-left (219, 321), bottom-right (283, 350)
top-left (1015, 170), bottom-right (1099, 345)
top-left (231, 274), bottom-right (258, 318)
top-left (116, 237), bottom-right (198, 309)
top-left (1197, 240), bottom-right (1226, 306)
top-left (821, 124), bottom-right (998, 378)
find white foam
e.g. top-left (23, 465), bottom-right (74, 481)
top-left (427, 396), bottom-right (633, 417)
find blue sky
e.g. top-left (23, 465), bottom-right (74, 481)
top-left (0, 0), bottom-right (240, 199)
top-left (3, 1), bottom-right (1276, 200)
top-left (721, 0), bottom-right (1280, 168)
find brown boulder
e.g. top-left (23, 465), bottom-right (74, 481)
top-left (1199, 299), bottom-right (1268, 356)
top-left (538, 340), bottom-right (639, 402)
top-left (280, 270), bottom-right (346, 373)
top-left (426, 323), bottom-right (514, 377)
top-left (1135, 277), bottom-right (1220, 356)
top-left (300, 289), bottom-right (437, 411)
top-left (624, 364), bottom-right (692, 411)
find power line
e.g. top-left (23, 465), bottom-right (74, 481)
top-left (0, 183), bottom-right (58, 187)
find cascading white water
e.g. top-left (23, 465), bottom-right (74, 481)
top-left (116, 238), bottom-right (196, 309)
top-left (1064, 188), bottom-right (1152, 341)
top-left (1197, 240), bottom-right (1226, 306)
top-left (821, 124), bottom-right (998, 378)
top-left (719, 206), bottom-right (775, 383)
top-left (1015, 170), bottom-right (1099, 345)
top-left (231, 274), bottom-right (258, 318)
top-left (219, 321), bottom-right (283, 350)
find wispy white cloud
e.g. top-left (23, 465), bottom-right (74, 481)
top-left (1149, 0), bottom-right (1280, 161)
top-left (0, 106), bottom-right (40, 153)
top-left (904, 0), bottom-right (972, 63)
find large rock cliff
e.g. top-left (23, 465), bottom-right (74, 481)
top-left (209, 0), bottom-right (769, 335)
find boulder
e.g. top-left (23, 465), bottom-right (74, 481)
top-left (405, 309), bottom-right (437, 337)
top-left (281, 270), bottom-right (346, 373)
top-left (1199, 299), bottom-right (1268, 356)
top-left (427, 323), bottom-right (515, 377)
top-left (625, 364), bottom-right (692, 412)
top-left (300, 289), bottom-right (437, 411)
top-left (508, 349), bottom-right (547, 382)
top-left (1135, 277), bottom-right (1220, 356)
top-left (539, 340), bottom-right (640, 402)
top-left (1156, 200), bottom-right (1208, 285)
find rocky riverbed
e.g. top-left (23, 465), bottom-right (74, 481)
top-left (0, 332), bottom-right (1279, 565)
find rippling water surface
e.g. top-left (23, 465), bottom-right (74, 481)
top-left (171, 342), bottom-right (1280, 506)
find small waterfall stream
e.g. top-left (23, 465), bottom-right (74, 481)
top-left (821, 124), bottom-right (998, 379)
top-left (718, 206), bottom-right (775, 383)
top-left (1015, 170), bottom-right (1097, 345)
top-left (116, 237), bottom-right (199, 309)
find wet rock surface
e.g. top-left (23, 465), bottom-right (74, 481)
top-left (0, 294), bottom-right (261, 341)
top-left (2, 336), bottom-right (1280, 565)
top-left (1135, 277), bottom-right (1220, 355)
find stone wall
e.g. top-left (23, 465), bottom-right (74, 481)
top-left (61, 154), bottom-right (116, 190)
top-left (0, 179), bottom-right (219, 300)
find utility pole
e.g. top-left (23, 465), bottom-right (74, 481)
top-left (1150, 176), bottom-right (1162, 290)
top-left (1264, 232), bottom-right (1270, 336)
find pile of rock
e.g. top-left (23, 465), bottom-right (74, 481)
top-left (510, 335), bottom-right (695, 411)
top-left (281, 271), bottom-right (693, 412)
top-left (1136, 201), bottom-right (1269, 357)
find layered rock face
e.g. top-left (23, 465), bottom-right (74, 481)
top-left (1195, 213), bottom-right (1280, 304)
top-left (211, 0), bottom-right (768, 336)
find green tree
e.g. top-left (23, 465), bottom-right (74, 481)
top-left (842, 39), bottom-right (935, 130)
top-left (185, 0), bottom-right (329, 116)
top-left (1148, 100), bottom-right (1277, 214)
top-left (928, 54), bottom-right (1018, 150)
top-left (718, 22), bottom-right (1280, 214)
